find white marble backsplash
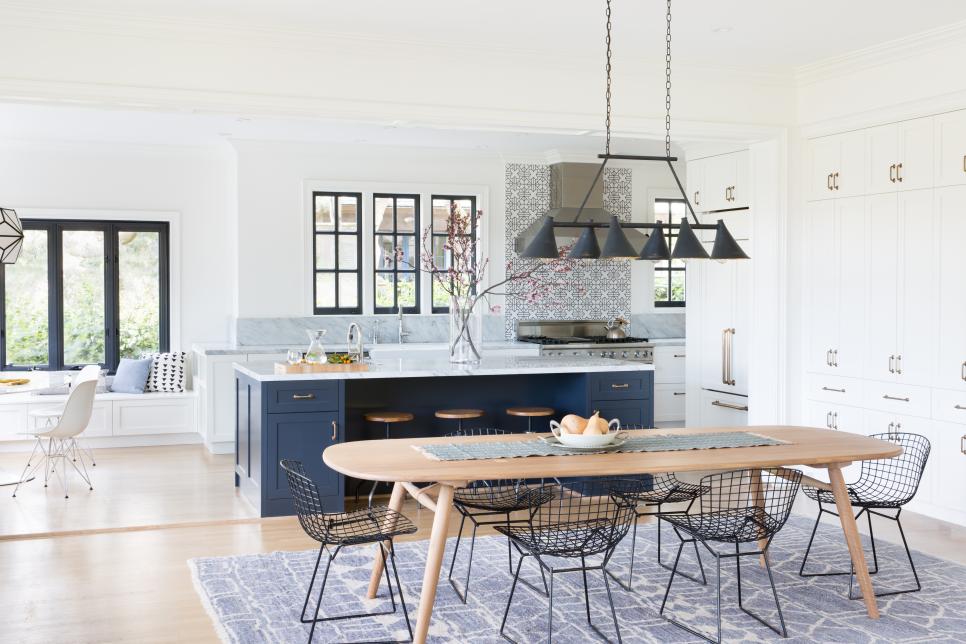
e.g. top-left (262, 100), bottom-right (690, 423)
top-left (233, 312), bottom-right (684, 346)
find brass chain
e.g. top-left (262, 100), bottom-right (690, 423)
top-left (665, 0), bottom-right (672, 158)
top-left (605, 0), bottom-right (612, 156)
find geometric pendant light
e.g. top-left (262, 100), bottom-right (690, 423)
top-left (710, 219), bottom-right (749, 260)
top-left (0, 208), bottom-right (24, 265)
top-left (669, 217), bottom-right (709, 260)
top-left (638, 221), bottom-right (671, 260)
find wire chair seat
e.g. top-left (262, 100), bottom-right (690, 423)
top-left (662, 506), bottom-right (784, 544)
top-left (622, 474), bottom-right (710, 505)
top-left (802, 432), bottom-right (931, 509)
top-left (303, 506), bottom-right (417, 546)
top-left (454, 483), bottom-right (555, 513)
top-left (498, 517), bottom-right (628, 558)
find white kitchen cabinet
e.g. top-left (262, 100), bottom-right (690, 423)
top-left (653, 344), bottom-right (686, 425)
top-left (699, 150), bottom-right (749, 211)
top-left (934, 110), bottom-right (966, 187)
top-left (696, 389), bottom-right (748, 427)
top-left (805, 197), bottom-right (866, 377)
top-left (807, 130), bottom-right (867, 200)
top-left (864, 190), bottom-right (936, 386)
top-left (27, 401), bottom-right (113, 438)
top-left (926, 420), bottom-right (966, 522)
top-left (866, 118), bottom-right (934, 194)
top-left (936, 186), bottom-right (966, 391)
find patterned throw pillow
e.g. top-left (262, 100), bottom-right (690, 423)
top-left (142, 351), bottom-right (186, 393)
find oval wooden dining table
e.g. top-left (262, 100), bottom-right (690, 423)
top-left (323, 426), bottom-right (902, 644)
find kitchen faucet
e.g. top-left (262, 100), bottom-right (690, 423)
top-left (397, 309), bottom-right (410, 343)
top-left (346, 322), bottom-right (364, 362)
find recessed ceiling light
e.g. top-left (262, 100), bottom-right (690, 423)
top-left (712, 26), bottom-right (733, 33)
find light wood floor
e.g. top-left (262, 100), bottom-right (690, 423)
top-left (3, 444), bottom-right (966, 643)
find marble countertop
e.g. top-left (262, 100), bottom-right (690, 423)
top-left (649, 338), bottom-right (686, 346)
top-left (192, 341), bottom-right (538, 356)
top-left (235, 355), bottom-right (654, 382)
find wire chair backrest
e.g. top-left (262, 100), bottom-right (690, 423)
top-left (280, 459), bottom-right (328, 541)
top-left (857, 432), bottom-right (931, 506)
top-left (49, 379), bottom-right (97, 439)
top-left (699, 468), bottom-right (802, 538)
top-left (532, 478), bottom-right (643, 538)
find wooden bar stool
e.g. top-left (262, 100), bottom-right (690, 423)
top-left (360, 410), bottom-right (414, 507)
top-left (434, 408), bottom-right (483, 432)
top-left (506, 406), bottom-right (554, 433)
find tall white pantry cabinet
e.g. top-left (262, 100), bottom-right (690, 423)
top-left (804, 109), bottom-right (966, 526)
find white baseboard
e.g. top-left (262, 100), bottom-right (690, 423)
top-left (205, 440), bottom-right (235, 456)
top-left (0, 432), bottom-right (203, 453)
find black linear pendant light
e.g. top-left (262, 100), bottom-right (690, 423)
top-left (568, 226), bottom-right (602, 258)
top-left (639, 221), bottom-right (670, 260)
top-left (521, 215), bottom-right (560, 258)
top-left (710, 219), bottom-right (749, 260)
top-left (601, 215), bottom-right (638, 258)
top-left (670, 217), bottom-right (709, 260)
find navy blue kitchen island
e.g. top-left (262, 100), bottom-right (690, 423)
top-left (234, 356), bottom-right (655, 517)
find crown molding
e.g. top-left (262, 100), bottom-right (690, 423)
top-left (795, 19), bottom-right (966, 86)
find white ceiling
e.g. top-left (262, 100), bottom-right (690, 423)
top-left (13, 0), bottom-right (966, 73)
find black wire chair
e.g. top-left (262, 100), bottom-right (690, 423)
top-left (281, 460), bottom-right (418, 644)
top-left (656, 468), bottom-right (802, 644)
top-left (497, 478), bottom-right (646, 644)
top-left (445, 427), bottom-right (556, 602)
top-left (605, 424), bottom-right (711, 591)
top-left (799, 431), bottom-right (931, 599)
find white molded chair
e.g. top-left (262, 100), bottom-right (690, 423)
top-left (14, 378), bottom-right (97, 498)
top-left (28, 365), bottom-right (102, 467)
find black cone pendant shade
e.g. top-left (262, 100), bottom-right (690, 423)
top-left (710, 219), bottom-right (750, 260)
top-left (638, 220), bottom-right (670, 260)
top-left (670, 217), bottom-right (709, 260)
top-left (600, 215), bottom-right (638, 259)
top-left (520, 216), bottom-right (560, 259)
top-left (568, 225), bottom-right (602, 259)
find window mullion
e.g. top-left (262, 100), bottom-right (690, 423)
top-left (105, 224), bottom-right (120, 371)
top-left (50, 224), bottom-right (64, 370)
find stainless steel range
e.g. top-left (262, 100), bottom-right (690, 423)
top-left (516, 320), bottom-right (654, 363)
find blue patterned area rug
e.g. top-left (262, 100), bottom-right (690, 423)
top-left (190, 515), bottom-right (966, 643)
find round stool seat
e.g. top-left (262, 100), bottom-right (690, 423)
top-left (506, 406), bottom-right (554, 418)
top-left (364, 411), bottom-right (414, 424)
top-left (435, 408), bottom-right (484, 420)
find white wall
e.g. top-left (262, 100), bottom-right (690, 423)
top-left (0, 140), bottom-right (235, 350)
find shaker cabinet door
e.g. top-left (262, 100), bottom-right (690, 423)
top-left (934, 110), bottom-right (966, 187)
top-left (936, 186), bottom-right (966, 391)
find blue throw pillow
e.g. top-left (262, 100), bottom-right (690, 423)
top-left (110, 357), bottom-right (153, 394)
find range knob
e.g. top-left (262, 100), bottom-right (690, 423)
top-left (634, 351), bottom-right (641, 359)
top-left (620, 351), bottom-right (627, 359)
top-left (572, 351), bottom-right (579, 356)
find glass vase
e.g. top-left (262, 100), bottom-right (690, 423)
top-left (304, 329), bottom-right (327, 364)
top-left (448, 296), bottom-right (482, 365)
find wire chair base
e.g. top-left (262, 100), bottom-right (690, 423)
top-left (301, 541), bottom-right (413, 644)
top-left (801, 504), bottom-right (921, 598)
top-left (12, 436), bottom-right (94, 499)
top-left (606, 508), bottom-right (707, 592)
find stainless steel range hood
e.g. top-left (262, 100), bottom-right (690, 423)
top-left (513, 162), bottom-right (648, 254)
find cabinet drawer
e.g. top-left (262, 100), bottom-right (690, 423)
top-left (266, 381), bottom-right (340, 413)
top-left (654, 383), bottom-right (686, 423)
top-left (806, 373), bottom-right (861, 406)
top-left (653, 345), bottom-right (686, 384)
top-left (862, 381), bottom-right (931, 418)
top-left (932, 388), bottom-right (966, 425)
top-left (592, 399), bottom-right (652, 429)
top-left (589, 372), bottom-right (652, 401)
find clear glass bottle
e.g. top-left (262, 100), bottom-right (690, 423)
top-left (304, 329), bottom-right (327, 364)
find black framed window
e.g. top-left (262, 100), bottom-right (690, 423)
top-left (313, 192), bottom-right (362, 314)
top-left (373, 194), bottom-right (420, 313)
top-left (430, 195), bottom-right (477, 313)
top-left (0, 220), bottom-right (170, 371)
top-left (654, 198), bottom-right (686, 307)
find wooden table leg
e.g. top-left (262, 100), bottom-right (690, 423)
top-left (367, 481), bottom-right (406, 599)
top-left (413, 482), bottom-right (455, 644)
top-left (749, 469), bottom-right (768, 567)
top-left (827, 464), bottom-right (879, 619)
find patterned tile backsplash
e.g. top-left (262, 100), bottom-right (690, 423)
top-left (502, 163), bottom-right (633, 337)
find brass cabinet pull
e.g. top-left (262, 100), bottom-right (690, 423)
top-left (673, 353), bottom-right (686, 358)
top-left (833, 172), bottom-right (840, 190)
top-left (896, 354), bottom-right (903, 374)
top-left (889, 355), bottom-right (895, 373)
top-left (826, 349), bottom-right (832, 367)
top-left (961, 361), bottom-right (965, 381)
top-left (331, 420), bottom-right (338, 440)
top-left (822, 386), bottom-right (846, 393)
top-left (955, 405), bottom-right (966, 411)
top-left (694, 190), bottom-right (700, 205)
top-left (611, 383), bottom-right (630, 389)
top-left (727, 328), bottom-right (736, 386)
top-left (722, 329), bottom-right (729, 385)
top-left (827, 174), bottom-right (833, 191)
top-left (896, 162), bottom-right (903, 182)
top-left (712, 400), bottom-right (748, 412)
top-left (831, 349), bottom-right (838, 367)
top-left (292, 393), bottom-right (316, 400)
top-left (832, 412), bottom-right (839, 430)
top-left (672, 391), bottom-right (686, 396)
top-left (883, 394), bottom-right (910, 402)
top-left (889, 164), bottom-right (896, 183)
top-left (962, 155), bottom-right (966, 173)
top-left (826, 411), bottom-right (832, 428)
top-left (961, 435), bottom-right (966, 455)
